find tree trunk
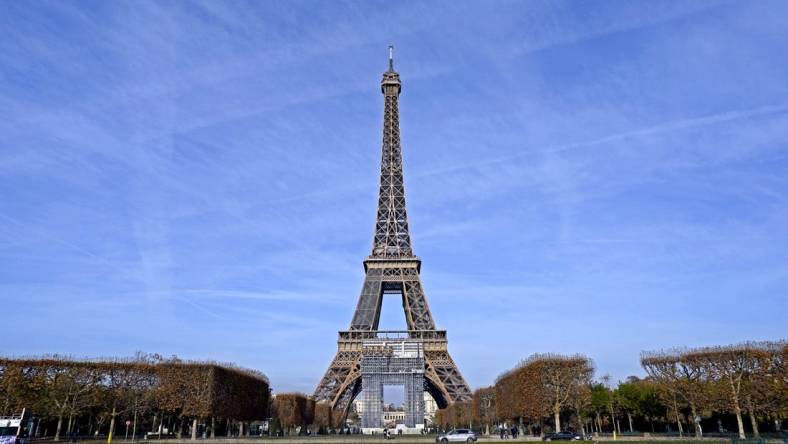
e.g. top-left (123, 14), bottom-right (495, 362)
top-left (608, 401), bottom-right (618, 435)
top-left (727, 377), bottom-right (745, 439)
top-left (746, 396), bottom-right (759, 438)
top-left (672, 397), bottom-right (683, 437)
top-left (627, 412), bottom-right (633, 433)
top-left (210, 417), bottom-right (215, 439)
top-left (690, 403), bottom-right (702, 438)
top-left (108, 406), bottom-right (117, 444)
top-left (554, 406), bottom-right (561, 433)
top-left (732, 408), bottom-right (745, 438)
top-left (226, 419), bottom-right (231, 437)
top-left (67, 414), bottom-right (74, 434)
top-left (733, 396), bottom-right (745, 439)
top-left (132, 408), bottom-right (138, 441)
top-left (55, 414), bottom-right (64, 441)
top-left (191, 418), bottom-right (197, 440)
top-left (675, 413), bottom-right (683, 436)
top-left (749, 412), bottom-right (759, 438)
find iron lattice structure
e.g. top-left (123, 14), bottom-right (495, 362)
top-left (314, 48), bottom-right (472, 423)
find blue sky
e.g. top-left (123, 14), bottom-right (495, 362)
top-left (1, 0), bottom-right (787, 395)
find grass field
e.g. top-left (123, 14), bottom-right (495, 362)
top-left (42, 438), bottom-right (785, 444)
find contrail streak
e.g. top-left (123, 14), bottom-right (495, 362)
top-left (418, 102), bottom-right (788, 178)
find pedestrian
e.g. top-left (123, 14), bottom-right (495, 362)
top-left (499, 425), bottom-right (505, 440)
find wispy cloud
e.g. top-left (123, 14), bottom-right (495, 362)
top-left (2, 0), bottom-right (787, 392)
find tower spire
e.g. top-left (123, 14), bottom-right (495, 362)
top-left (373, 46), bottom-right (409, 257)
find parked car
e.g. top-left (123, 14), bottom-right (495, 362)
top-left (0, 409), bottom-right (29, 444)
top-left (436, 429), bottom-right (477, 442)
top-left (542, 431), bottom-right (583, 441)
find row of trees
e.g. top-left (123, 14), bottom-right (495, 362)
top-left (0, 353), bottom-right (270, 440)
top-left (3, 341), bottom-right (782, 439)
top-left (641, 341), bottom-right (787, 439)
top-left (436, 354), bottom-right (594, 434)
top-left (0, 357), bottom-right (342, 439)
top-left (434, 340), bottom-right (786, 439)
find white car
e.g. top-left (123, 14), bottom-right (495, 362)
top-left (436, 429), bottom-right (477, 442)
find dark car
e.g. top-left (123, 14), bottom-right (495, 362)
top-left (542, 431), bottom-right (582, 441)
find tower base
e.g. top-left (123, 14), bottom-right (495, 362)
top-left (314, 330), bottom-right (471, 423)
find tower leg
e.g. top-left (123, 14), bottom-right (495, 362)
top-left (425, 350), bottom-right (473, 405)
top-left (314, 351), bottom-right (361, 418)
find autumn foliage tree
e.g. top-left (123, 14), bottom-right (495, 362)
top-left (271, 393), bottom-right (313, 435)
top-left (472, 387), bottom-right (496, 434)
top-left (495, 353), bottom-right (593, 434)
top-left (435, 401), bottom-right (473, 430)
top-left (641, 351), bottom-right (709, 437)
top-left (313, 401), bottom-right (333, 433)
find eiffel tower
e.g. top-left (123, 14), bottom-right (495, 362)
top-left (314, 47), bottom-right (472, 424)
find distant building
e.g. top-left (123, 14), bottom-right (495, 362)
top-left (383, 410), bottom-right (406, 425)
top-left (352, 392), bottom-right (438, 425)
top-left (423, 392), bottom-right (438, 423)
